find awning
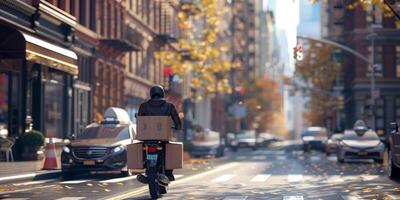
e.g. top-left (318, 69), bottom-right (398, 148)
top-left (23, 33), bottom-right (78, 75)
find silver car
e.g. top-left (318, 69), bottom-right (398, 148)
top-left (337, 129), bottom-right (385, 163)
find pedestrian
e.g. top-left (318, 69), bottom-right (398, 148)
top-left (136, 85), bottom-right (182, 184)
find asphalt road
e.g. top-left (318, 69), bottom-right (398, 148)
top-left (1, 141), bottom-right (400, 200)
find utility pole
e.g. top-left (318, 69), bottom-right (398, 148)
top-left (368, 24), bottom-right (382, 131)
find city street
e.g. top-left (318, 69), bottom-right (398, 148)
top-left (0, 142), bottom-right (398, 200)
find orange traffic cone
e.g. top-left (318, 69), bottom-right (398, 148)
top-left (43, 138), bottom-right (58, 170)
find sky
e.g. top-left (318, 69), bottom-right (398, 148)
top-left (265, 0), bottom-right (300, 76)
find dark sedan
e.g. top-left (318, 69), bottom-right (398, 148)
top-left (61, 108), bottom-right (136, 177)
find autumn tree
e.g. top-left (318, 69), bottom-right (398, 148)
top-left (295, 41), bottom-right (341, 126)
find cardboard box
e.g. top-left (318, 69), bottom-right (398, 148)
top-left (165, 142), bottom-right (183, 170)
top-left (136, 116), bottom-right (172, 141)
top-left (127, 142), bottom-right (144, 170)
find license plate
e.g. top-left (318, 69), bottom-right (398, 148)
top-left (147, 154), bottom-right (158, 161)
top-left (358, 151), bottom-right (368, 156)
top-left (83, 160), bottom-right (95, 166)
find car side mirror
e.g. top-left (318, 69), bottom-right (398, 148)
top-left (391, 122), bottom-right (399, 132)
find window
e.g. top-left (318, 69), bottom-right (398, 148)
top-left (100, 0), bottom-right (104, 35)
top-left (70, 0), bottom-right (75, 16)
top-left (89, 0), bottom-right (96, 31)
top-left (79, 0), bottom-right (86, 26)
top-left (396, 46), bottom-right (400, 77)
top-left (366, 5), bottom-right (383, 28)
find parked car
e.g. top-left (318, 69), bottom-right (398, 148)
top-left (324, 133), bottom-right (343, 156)
top-left (61, 107), bottom-right (136, 177)
top-left (190, 129), bottom-right (225, 158)
top-left (258, 132), bottom-right (278, 147)
top-left (337, 129), bottom-right (385, 163)
top-left (301, 127), bottom-right (328, 152)
top-left (231, 130), bottom-right (260, 151)
top-left (388, 122), bottom-right (400, 178)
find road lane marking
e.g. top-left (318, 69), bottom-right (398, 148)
top-left (283, 196), bottom-right (304, 200)
top-left (341, 195), bottom-right (362, 200)
top-left (251, 155), bottom-right (267, 160)
top-left (235, 156), bottom-right (247, 160)
top-left (328, 156), bottom-right (337, 161)
top-left (102, 162), bottom-right (240, 200)
top-left (60, 180), bottom-right (90, 184)
top-left (361, 175), bottom-right (379, 181)
top-left (56, 198), bottom-right (86, 200)
top-left (0, 173), bottom-right (36, 182)
top-left (277, 156), bottom-right (286, 160)
top-left (0, 185), bottom-right (56, 195)
top-left (288, 174), bottom-right (303, 183)
top-left (250, 174), bottom-right (271, 182)
top-left (223, 196), bottom-right (248, 200)
top-left (13, 179), bottom-right (56, 186)
top-left (175, 174), bottom-right (184, 179)
top-left (99, 176), bottom-right (137, 184)
top-left (212, 174), bottom-right (236, 182)
top-left (310, 156), bottom-right (321, 161)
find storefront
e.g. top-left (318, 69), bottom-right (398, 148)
top-left (0, 24), bottom-right (78, 139)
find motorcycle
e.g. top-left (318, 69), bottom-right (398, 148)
top-left (143, 140), bottom-right (169, 199)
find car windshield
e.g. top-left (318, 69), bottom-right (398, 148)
top-left (302, 129), bottom-right (327, 137)
top-left (343, 130), bottom-right (379, 141)
top-left (237, 131), bottom-right (256, 139)
top-left (76, 125), bottom-right (130, 140)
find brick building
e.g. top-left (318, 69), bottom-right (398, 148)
top-left (323, 1), bottom-right (400, 138)
top-left (124, 0), bottom-right (183, 122)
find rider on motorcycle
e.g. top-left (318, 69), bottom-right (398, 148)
top-left (136, 85), bottom-right (182, 184)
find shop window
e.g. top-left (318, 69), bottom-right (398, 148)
top-left (0, 73), bottom-right (8, 138)
top-left (396, 46), bottom-right (400, 78)
top-left (396, 97), bottom-right (400, 123)
top-left (44, 71), bottom-right (65, 138)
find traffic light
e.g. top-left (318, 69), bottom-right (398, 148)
top-left (293, 44), bottom-right (304, 61)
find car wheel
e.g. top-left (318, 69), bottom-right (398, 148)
top-left (389, 150), bottom-right (400, 179)
top-left (303, 144), bottom-right (310, 153)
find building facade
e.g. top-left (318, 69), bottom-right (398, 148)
top-left (124, 0), bottom-right (183, 123)
top-left (324, 1), bottom-right (400, 138)
top-left (0, 0), bottom-right (78, 141)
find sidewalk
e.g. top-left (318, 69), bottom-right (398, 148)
top-left (0, 147), bottom-right (63, 184)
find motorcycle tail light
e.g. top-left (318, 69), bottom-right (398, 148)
top-left (147, 146), bottom-right (158, 153)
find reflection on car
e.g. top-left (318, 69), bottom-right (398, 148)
top-left (324, 133), bottom-right (343, 156)
top-left (230, 130), bottom-right (261, 151)
top-left (301, 127), bottom-right (328, 152)
top-left (61, 107), bottom-right (136, 177)
top-left (337, 129), bottom-right (385, 163)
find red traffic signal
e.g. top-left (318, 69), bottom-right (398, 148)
top-left (293, 44), bottom-right (304, 61)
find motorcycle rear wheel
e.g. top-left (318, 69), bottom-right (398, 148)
top-left (148, 173), bottom-right (159, 199)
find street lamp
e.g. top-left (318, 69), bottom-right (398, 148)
top-left (366, 24), bottom-right (382, 131)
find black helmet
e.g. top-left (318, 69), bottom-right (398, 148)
top-left (150, 85), bottom-right (165, 99)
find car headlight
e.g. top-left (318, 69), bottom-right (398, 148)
top-left (113, 146), bottom-right (124, 153)
top-left (63, 146), bottom-right (71, 153)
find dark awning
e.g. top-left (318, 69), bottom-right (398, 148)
top-left (0, 26), bottom-right (78, 75)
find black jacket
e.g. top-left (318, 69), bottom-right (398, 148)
top-left (138, 98), bottom-right (182, 130)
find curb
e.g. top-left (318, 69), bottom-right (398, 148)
top-left (0, 170), bottom-right (62, 184)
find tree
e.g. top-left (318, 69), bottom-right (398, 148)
top-left (295, 41), bottom-right (341, 126)
top-left (154, 0), bottom-right (234, 97)
top-left (244, 77), bottom-right (285, 135)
